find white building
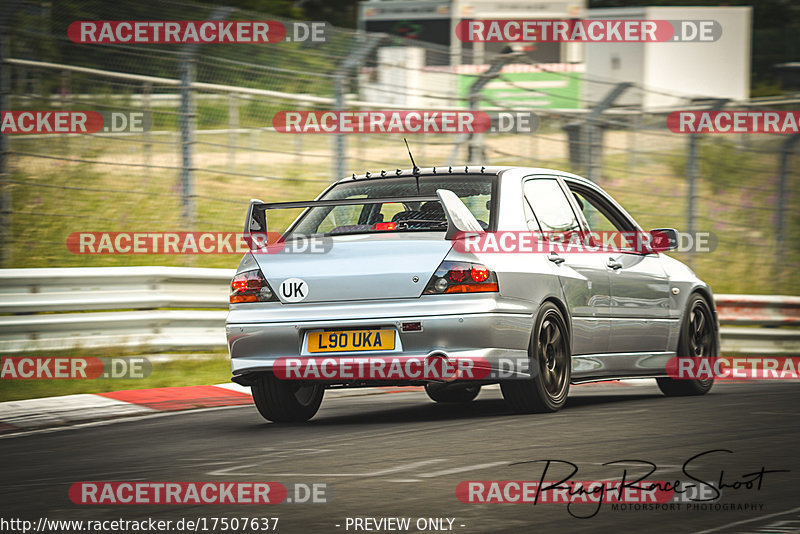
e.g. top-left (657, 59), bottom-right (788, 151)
top-left (584, 6), bottom-right (752, 110)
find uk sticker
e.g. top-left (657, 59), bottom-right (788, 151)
top-left (280, 278), bottom-right (308, 302)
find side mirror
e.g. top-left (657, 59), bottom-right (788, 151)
top-left (650, 228), bottom-right (679, 252)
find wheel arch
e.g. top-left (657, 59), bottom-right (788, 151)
top-left (685, 287), bottom-right (721, 357)
top-left (538, 295), bottom-right (573, 352)
top-left (690, 286), bottom-right (717, 315)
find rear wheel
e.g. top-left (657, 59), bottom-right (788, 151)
top-left (251, 373), bottom-right (324, 422)
top-left (501, 302), bottom-right (571, 413)
top-left (657, 294), bottom-right (717, 397)
top-left (424, 383), bottom-right (481, 403)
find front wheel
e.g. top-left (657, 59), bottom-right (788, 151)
top-left (425, 383), bottom-right (481, 403)
top-left (251, 373), bottom-right (324, 422)
top-left (657, 294), bottom-right (717, 397)
top-left (501, 302), bottom-right (571, 413)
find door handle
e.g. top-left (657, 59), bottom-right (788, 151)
top-left (607, 258), bottom-right (623, 270)
top-left (547, 253), bottom-right (565, 264)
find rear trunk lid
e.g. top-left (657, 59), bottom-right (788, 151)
top-left (252, 232), bottom-right (452, 303)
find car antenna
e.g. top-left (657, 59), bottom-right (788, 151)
top-left (403, 137), bottom-right (421, 193)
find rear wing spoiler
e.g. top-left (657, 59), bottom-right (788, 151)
top-left (244, 189), bottom-right (484, 240)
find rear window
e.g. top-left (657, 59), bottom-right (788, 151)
top-left (287, 175), bottom-right (496, 237)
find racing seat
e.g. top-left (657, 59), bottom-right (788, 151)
top-left (391, 202), bottom-right (447, 226)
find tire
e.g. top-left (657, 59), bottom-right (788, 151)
top-left (251, 372), bottom-right (324, 422)
top-left (657, 294), bottom-right (717, 397)
top-left (425, 383), bottom-right (481, 403)
top-left (501, 302), bottom-right (571, 413)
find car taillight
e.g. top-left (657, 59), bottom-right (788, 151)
top-left (423, 261), bottom-right (499, 294)
top-left (230, 269), bottom-right (278, 304)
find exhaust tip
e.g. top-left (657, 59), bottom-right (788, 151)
top-left (424, 351), bottom-right (458, 382)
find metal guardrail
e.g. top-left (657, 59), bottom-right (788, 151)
top-left (716, 294), bottom-right (800, 326)
top-left (0, 267), bottom-right (232, 353)
top-left (0, 267), bottom-right (798, 354)
top-left (716, 294), bottom-right (800, 354)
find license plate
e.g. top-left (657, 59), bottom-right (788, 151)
top-left (306, 329), bottom-right (395, 353)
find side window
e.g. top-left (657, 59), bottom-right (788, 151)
top-left (523, 179), bottom-right (581, 236)
top-left (523, 198), bottom-right (539, 231)
top-left (571, 190), bottom-right (620, 233)
top-left (569, 187), bottom-right (636, 251)
top-left (460, 195), bottom-right (492, 228)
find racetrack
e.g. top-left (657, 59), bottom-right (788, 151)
top-left (1, 381), bottom-right (798, 534)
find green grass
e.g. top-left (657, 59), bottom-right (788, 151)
top-left (0, 351), bottom-right (232, 402)
top-left (6, 129), bottom-right (799, 291)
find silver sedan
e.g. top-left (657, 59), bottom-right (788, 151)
top-left (226, 166), bottom-right (719, 422)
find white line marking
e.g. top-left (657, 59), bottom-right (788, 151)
top-left (418, 461), bottom-right (508, 478)
top-left (0, 394), bottom-right (156, 429)
top-left (0, 386), bottom-right (412, 439)
top-left (270, 458), bottom-right (446, 477)
top-left (0, 404), bottom-right (247, 440)
top-left (207, 464), bottom-right (259, 476)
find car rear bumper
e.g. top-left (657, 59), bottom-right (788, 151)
top-left (226, 296), bottom-right (534, 381)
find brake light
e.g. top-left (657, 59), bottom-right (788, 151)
top-left (373, 222), bottom-right (397, 231)
top-left (470, 266), bottom-right (489, 283)
top-left (423, 261), bottom-right (499, 295)
top-left (448, 268), bottom-right (466, 283)
top-left (230, 269), bottom-right (278, 304)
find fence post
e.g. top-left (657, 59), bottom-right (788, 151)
top-left (179, 52), bottom-right (196, 226)
top-left (627, 107), bottom-right (641, 173)
top-left (295, 101), bottom-right (305, 170)
top-left (467, 51), bottom-right (522, 163)
top-left (687, 132), bottom-right (698, 239)
top-left (227, 92), bottom-right (238, 171)
top-left (333, 32), bottom-right (388, 179)
top-left (585, 82), bottom-right (631, 184)
top-left (60, 69), bottom-right (70, 156)
top-left (334, 73), bottom-right (346, 179)
top-left (249, 129), bottom-right (258, 177)
top-left (776, 134), bottom-right (800, 284)
top-left (686, 98), bottom-right (727, 266)
top-left (0, 35), bottom-right (10, 268)
top-left (142, 81), bottom-right (152, 181)
top-left (178, 6), bottom-right (234, 228)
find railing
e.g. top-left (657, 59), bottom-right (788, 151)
top-left (716, 294), bottom-right (800, 354)
top-left (0, 267), bottom-right (798, 354)
top-left (0, 267), bottom-right (232, 353)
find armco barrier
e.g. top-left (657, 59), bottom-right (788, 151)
top-left (0, 267), bottom-right (798, 354)
top-left (717, 294), bottom-right (800, 354)
top-left (715, 294), bottom-right (800, 327)
top-left (0, 267), bottom-right (232, 353)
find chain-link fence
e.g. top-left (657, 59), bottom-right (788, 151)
top-left (1, 0), bottom-right (798, 295)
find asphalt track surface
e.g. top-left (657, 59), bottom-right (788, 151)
top-left (2, 381), bottom-right (799, 534)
